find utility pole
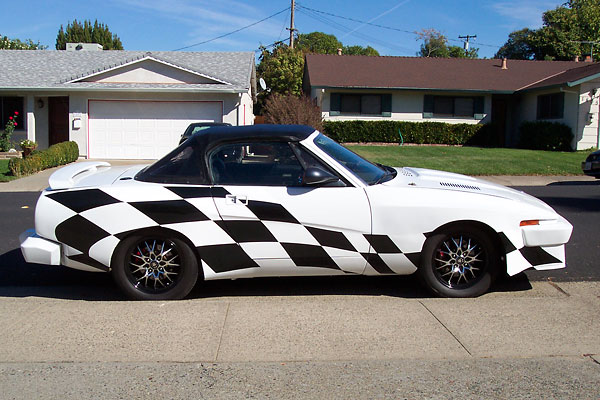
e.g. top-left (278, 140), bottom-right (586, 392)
top-left (288, 0), bottom-right (296, 48)
top-left (459, 34), bottom-right (477, 51)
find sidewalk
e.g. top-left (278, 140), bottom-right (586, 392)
top-left (0, 159), bottom-right (596, 192)
top-left (0, 280), bottom-right (598, 362)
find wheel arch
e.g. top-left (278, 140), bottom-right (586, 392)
top-left (426, 219), bottom-right (507, 272)
top-left (110, 226), bottom-right (205, 280)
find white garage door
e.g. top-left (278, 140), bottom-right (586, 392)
top-left (88, 100), bottom-right (223, 159)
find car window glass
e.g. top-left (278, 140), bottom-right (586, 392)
top-left (135, 141), bottom-right (208, 184)
top-left (209, 142), bottom-right (304, 186)
top-left (313, 133), bottom-right (385, 185)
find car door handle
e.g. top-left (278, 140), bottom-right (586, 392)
top-left (225, 195), bottom-right (248, 205)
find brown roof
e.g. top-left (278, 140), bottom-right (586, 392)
top-left (304, 54), bottom-right (600, 93)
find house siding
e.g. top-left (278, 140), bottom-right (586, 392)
top-left (320, 89), bottom-right (491, 125)
top-left (577, 78), bottom-right (600, 150)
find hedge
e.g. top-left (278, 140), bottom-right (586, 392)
top-left (9, 141), bottom-right (79, 177)
top-left (322, 120), bottom-right (491, 146)
top-left (517, 121), bottom-right (573, 151)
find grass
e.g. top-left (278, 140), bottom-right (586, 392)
top-left (0, 159), bottom-right (17, 182)
top-left (346, 145), bottom-right (590, 176)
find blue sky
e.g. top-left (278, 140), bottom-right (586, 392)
top-left (2, 0), bottom-right (561, 58)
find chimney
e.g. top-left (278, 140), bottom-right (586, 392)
top-left (337, 48), bottom-right (342, 56)
top-left (584, 55), bottom-right (592, 62)
top-left (501, 57), bottom-right (508, 70)
top-left (574, 55), bottom-right (579, 62)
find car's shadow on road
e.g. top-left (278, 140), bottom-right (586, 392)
top-left (0, 248), bottom-right (533, 301)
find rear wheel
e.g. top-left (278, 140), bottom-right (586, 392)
top-left (418, 227), bottom-right (499, 298)
top-left (112, 232), bottom-right (198, 300)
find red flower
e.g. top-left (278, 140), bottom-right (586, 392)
top-left (9, 117), bottom-right (12, 120)
top-left (14, 123), bottom-right (17, 126)
top-left (14, 111), bottom-right (19, 116)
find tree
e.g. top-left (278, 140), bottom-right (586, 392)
top-left (0, 35), bottom-right (46, 50)
top-left (416, 29), bottom-right (478, 58)
top-left (257, 44), bottom-right (305, 96)
top-left (496, 0), bottom-right (600, 60)
top-left (263, 94), bottom-right (323, 131)
top-left (343, 45), bottom-right (379, 56)
top-left (494, 28), bottom-right (536, 59)
top-left (56, 19), bottom-right (124, 50)
top-left (296, 32), bottom-right (342, 54)
top-left (296, 31), bottom-right (380, 56)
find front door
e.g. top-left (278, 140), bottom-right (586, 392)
top-left (208, 140), bottom-right (371, 278)
top-left (49, 97), bottom-right (69, 145)
top-left (491, 96), bottom-right (508, 147)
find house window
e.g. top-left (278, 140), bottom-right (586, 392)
top-left (0, 97), bottom-right (24, 128)
top-left (423, 95), bottom-right (484, 119)
top-left (537, 93), bottom-right (564, 120)
top-left (330, 93), bottom-right (392, 117)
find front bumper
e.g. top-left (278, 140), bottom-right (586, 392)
top-left (520, 217), bottom-right (573, 247)
top-left (19, 229), bottom-right (61, 265)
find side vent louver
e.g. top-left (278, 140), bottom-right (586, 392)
top-left (439, 182), bottom-right (481, 191)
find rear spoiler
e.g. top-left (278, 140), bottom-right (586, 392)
top-left (48, 161), bottom-right (111, 190)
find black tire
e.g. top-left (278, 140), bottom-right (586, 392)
top-left (111, 232), bottom-right (198, 300)
top-left (418, 227), bottom-right (500, 298)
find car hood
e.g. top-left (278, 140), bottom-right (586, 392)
top-left (385, 167), bottom-right (554, 211)
top-left (48, 162), bottom-right (148, 190)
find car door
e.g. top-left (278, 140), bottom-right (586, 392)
top-left (207, 140), bottom-right (371, 279)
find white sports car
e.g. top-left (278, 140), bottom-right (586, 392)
top-left (20, 125), bottom-right (573, 300)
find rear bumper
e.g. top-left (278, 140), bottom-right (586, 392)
top-left (19, 229), bottom-right (61, 265)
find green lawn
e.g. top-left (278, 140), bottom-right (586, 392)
top-left (346, 145), bottom-right (590, 176)
top-left (0, 159), bottom-right (17, 182)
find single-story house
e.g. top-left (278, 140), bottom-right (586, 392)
top-left (303, 54), bottom-right (600, 150)
top-left (0, 47), bottom-right (256, 159)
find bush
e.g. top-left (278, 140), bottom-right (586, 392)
top-left (322, 120), bottom-right (487, 145)
top-left (517, 121), bottom-right (573, 151)
top-left (263, 94), bottom-right (324, 132)
top-left (9, 141), bottom-right (79, 177)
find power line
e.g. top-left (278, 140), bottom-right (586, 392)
top-left (297, 4), bottom-right (501, 49)
top-left (172, 7), bottom-right (290, 51)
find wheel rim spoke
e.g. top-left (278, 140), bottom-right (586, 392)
top-left (126, 238), bottom-right (182, 294)
top-left (432, 233), bottom-right (488, 289)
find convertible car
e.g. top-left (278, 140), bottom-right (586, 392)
top-left (20, 125), bottom-right (572, 300)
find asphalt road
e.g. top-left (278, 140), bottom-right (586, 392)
top-left (0, 182), bottom-right (597, 299)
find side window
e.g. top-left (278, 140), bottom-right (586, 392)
top-left (209, 142), bottom-right (304, 186)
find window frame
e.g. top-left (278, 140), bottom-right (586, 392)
top-left (0, 96), bottom-right (25, 130)
top-left (329, 93), bottom-right (392, 117)
top-left (536, 92), bottom-right (564, 120)
top-left (423, 95), bottom-right (484, 119)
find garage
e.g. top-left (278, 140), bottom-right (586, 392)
top-left (88, 100), bottom-right (223, 159)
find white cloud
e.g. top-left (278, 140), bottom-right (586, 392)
top-left (490, 1), bottom-right (561, 29)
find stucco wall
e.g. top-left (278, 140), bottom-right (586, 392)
top-left (319, 90), bottom-right (491, 125)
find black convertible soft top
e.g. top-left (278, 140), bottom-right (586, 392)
top-left (136, 124), bottom-right (319, 185)
top-left (191, 124), bottom-right (316, 149)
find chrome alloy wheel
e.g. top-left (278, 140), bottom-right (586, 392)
top-left (433, 235), bottom-right (487, 288)
top-left (126, 239), bottom-right (182, 293)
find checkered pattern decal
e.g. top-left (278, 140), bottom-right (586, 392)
top-left (498, 232), bottom-right (562, 268)
top-left (45, 186), bottom-right (421, 274)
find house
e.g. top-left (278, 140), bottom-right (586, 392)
top-left (303, 54), bottom-right (600, 150)
top-left (0, 47), bottom-right (256, 159)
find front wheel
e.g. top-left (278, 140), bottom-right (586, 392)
top-left (112, 232), bottom-right (198, 300)
top-left (418, 228), bottom-right (500, 298)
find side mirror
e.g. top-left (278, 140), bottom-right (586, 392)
top-left (303, 167), bottom-right (341, 186)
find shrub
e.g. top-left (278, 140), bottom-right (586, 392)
top-left (517, 121), bottom-right (573, 151)
top-left (322, 120), bottom-right (487, 145)
top-left (1, 111), bottom-right (19, 152)
top-left (263, 94), bottom-right (324, 132)
top-left (9, 141), bottom-right (79, 177)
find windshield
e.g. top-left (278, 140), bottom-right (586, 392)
top-left (313, 134), bottom-right (392, 185)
